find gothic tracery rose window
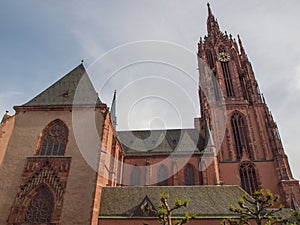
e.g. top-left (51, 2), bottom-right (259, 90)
top-left (23, 187), bottom-right (54, 223)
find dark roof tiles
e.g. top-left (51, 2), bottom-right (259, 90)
top-left (117, 129), bottom-right (205, 155)
top-left (99, 185), bottom-right (247, 217)
top-left (22, 64), bottom-right (102, 107)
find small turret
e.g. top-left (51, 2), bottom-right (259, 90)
top-left (238, 35), bottom-right (248, 59)
top-left (110, 90), bottom-right (117, 128)
top-left (205, 118), bottom-right (215, 147)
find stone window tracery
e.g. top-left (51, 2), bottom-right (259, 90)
top-left (38, 119), bottom-right (68, 156)
top-left (239, 162), bottom-right (259, 195)
top-left (23, 186), bottom-right (54, 223)
top-left (221, 60), bottom-right (234, 97)
top-left (231, 112), bottom-right (251, 159)
top-left (218, 46), bottom-right (234, 97)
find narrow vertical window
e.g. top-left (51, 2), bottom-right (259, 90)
top-left (38, 119), bottom-right (68, 156)
top-left (130, 167), bottom-right (141, 186)
top-left (206, 50), bottom-right (214, 69)
top-left (213, 72), bottom-right (220, 100)
top-left (23, 186), bottom-right (54, 223)
top-left (184, 164), bottom-right (195, 185)
top-left (239, 76), bottom-right (248, 100)
top-left (221, 61), bottom-right (234, 97)
top-left (239, 162), bottom-right (259, 195)
top-left (231, 112), bottom-right (251, 159)
top-left (157, 165), bottom-right (168, 186)
top-left (219, 47), bottom-right (234, 97)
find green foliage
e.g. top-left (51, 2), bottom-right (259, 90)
top-left (144, 192), bottom-right (195, 225)
top-left (222, 189), bottom-right (299, 225)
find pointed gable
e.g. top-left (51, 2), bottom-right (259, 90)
top-left (23, 64), bottom-right (102, 107)
top-left (129, 195), bottom-right (157, 217)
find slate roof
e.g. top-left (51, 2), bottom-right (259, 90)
top-left (117, 129), bottom-right (205, 155)
top-left (22, 64), bottom-right (102, 107)
top-left (99, 185), bottom-right (247, 218)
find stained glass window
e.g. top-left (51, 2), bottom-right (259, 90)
top-left (231, 112), bottom-right (251, 159)
top-left (39, 120), bottom-right (68, 156)
top-left (240, 162), bottom-right (259, 195)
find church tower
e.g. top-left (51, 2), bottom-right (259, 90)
top-left (197, 3), bottom-right (300, 206)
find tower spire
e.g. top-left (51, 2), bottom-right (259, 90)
top-left (206, 3), bottom-right (221, 37)
top-left (207, 2), bottom-right (213, 18)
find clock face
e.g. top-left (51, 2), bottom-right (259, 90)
top-left (217, 52), bottom-right (230, 62)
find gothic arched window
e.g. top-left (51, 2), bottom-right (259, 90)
top-left (184, 164), bottom-right (195, 185)
top-left (219, 46), bottom-right (234, 97)
top-left (38, 119), bottom-right (68, 156)
top-left (157, 165), bottom-right (168, 186)
top-left (213, 72), bottom-right (220, 100)
top-left (239, 162), bottom-right (259, 195)
top-left (130, 167), bottom-right (141, 186)
top-left (221, 61), bottom-right (234, 97)
top-left (23, 186), bottom-right (54, 223)
top-left (206, 50), bottom-right (214, 69)
top-left (231, 112), bottom-right (251, 159)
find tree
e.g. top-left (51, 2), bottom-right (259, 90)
top-left (144, 192), bottom-right (195, 225)
top-left (221, 189), bottom-right (299, 225)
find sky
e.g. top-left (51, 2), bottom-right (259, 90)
top-left (1, 1), bottom-right (300, 179)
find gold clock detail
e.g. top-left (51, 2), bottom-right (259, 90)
top-left (217, 52), bottom-right (230, 62)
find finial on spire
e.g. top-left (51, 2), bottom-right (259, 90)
top-left (237, 35), bottom-right (245, 54)
top-left (207, 2), bottom-right (212, 16)
top-left (81, 59), bottom-right (84, 64)
top-left (199, 37), bottom-right (202, 43)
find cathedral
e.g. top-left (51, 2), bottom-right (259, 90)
top-left (0, 4), bottom-right (299, 225)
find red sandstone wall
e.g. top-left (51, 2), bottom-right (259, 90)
top-left (123, 155), bottom-right (205, 186)
top-left (0, 108), bottom-right (105, 224)
top-left (219, 161), bottom-right (281, 202)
